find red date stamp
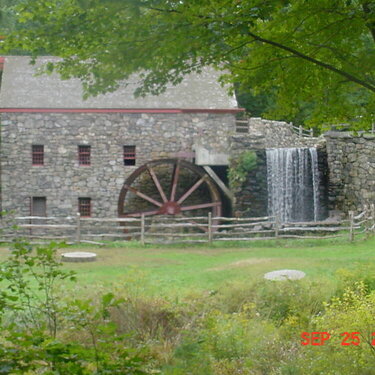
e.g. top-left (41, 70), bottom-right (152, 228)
top-left (301, 332), bottom-right (375, 346)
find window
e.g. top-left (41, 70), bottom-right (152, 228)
top-left (31, 197), bottom-right (46, 217)
top-left (235, 120), bottom-right (249, 133)
top-left (32, 145), bottom-right (44, 165)
top-left (78, 197), bottom-right (91, 217)
top-left (78, 145), bottom-right (91, 166)
top-left (123, 145), bottom-right (136, 166)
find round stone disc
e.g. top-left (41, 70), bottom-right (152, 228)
top-left (264, 269), bottom-right (305, 281)
top-left (61, 251), bottom-right (97, 262)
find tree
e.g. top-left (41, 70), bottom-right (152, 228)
top-left (0, 0), bottom-right (24, 35)
top-left (2, 0), bottom-right (375, 129)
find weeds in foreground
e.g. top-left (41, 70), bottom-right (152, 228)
top-left (0, 240), bottom-right (374, 374)
top-left (0, 241), bottom-right (155, 374)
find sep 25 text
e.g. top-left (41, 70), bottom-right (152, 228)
top-left (301, 332), bottom-right (375, 346)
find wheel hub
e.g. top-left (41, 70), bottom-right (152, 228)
top-left (159, 201), bottom-right (181, 215)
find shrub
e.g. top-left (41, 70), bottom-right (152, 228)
top-left (228, 151), bottom-right (257, 190)
top-left (288, 282), bottom-right (375, 375)
top-left (212, 279), bottom-right (331, 327)
top-left (0, 241), bottom-right (156, 375)
top-left (335, 265), bottom-right (375, 294)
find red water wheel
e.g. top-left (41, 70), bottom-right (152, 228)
top-left (118, 159), bottom-right (222, 220)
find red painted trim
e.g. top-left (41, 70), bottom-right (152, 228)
top-left (0, 107), bottom-right (244, 114)
top-left (181, 108), bottom-right (245, 114)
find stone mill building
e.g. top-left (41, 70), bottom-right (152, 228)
top-left (0, 56), bottom-right (241, 220)
top-left (0, 56), bottom-right (374, 223)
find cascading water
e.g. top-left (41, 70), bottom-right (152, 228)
top-left (266, 147), bottom-right (321, 222)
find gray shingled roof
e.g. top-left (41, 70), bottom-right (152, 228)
top-left (0, 56), bottom-right (238, 109)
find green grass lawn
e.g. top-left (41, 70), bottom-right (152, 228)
top-left (2, 236), bottom-right (372, 298)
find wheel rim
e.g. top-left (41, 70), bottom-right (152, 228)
top-left (118, 159), bottom-right (222, 220)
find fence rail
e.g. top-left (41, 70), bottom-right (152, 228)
top-left (1, 204), bottom-right (374, 245)
top-left (235, 120), bottom-right (315, 138)
top-left (292, 125), bottom-right (314, 138)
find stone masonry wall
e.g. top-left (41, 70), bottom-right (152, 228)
top-left (325, 131), bottom-right (375, 213)
top-left (231, 150), bottom-right (268, 218)
top-left (1, 112), bottom-right (235, 218)
top-left (230, 117), bottom-right (322, 152)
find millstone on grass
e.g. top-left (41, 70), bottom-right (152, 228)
top-left (61, 251), bottom-right (97, 262)
top-left (264, 269), bottom-right (305, 281)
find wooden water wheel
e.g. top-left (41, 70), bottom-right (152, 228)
top-left (118, 159), bottom-right (222, 219)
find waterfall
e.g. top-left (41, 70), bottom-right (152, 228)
top-left (266, 147), bottom-right (321, 222)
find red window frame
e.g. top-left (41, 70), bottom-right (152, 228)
top-left (123, 145), bottom-right (136, 166)
top-left (32, 145), bottom-right (44, 166)
top-left (78, 145), bottom-right (91, 166)
top-left (78, 197), bottom-right (91, 217)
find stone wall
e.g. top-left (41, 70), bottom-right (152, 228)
top-left (1, 111), bottom-right (235, 217)
top-left (230, 118), bottom-right (322, 152)
top-left (325, 131), bottom-right (375, 213)
top-left (231, 150), bottom-right (268, 218)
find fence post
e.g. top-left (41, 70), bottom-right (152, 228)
top-left (349, 210), bottom-right (355, 241)
top-left (310, 128), bottom-right (313, 137)
top-left (363, 205), bottom-right (369, 239)
top-left (141, 214), bottom-right (145, 246)
top-left (208, 212), bottom-right (213, 244)
top-left (274, 215), bottom-right (280, 238)
top-left (76, 212), bottom-right (81, 243)
top-left (299, 125), bottom-right (303, 137)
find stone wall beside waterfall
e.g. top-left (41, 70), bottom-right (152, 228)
top-left (324, 131), bottom-right (375, 213)
top-left (231, 118), bottom-right (322, 151)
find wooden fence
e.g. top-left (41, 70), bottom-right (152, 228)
top-left (235, 120), bottom-right (314, 138)
top-left (1, 204), bottom-right (374, 245)
top-left (292, 125), bottom-right (314, 138)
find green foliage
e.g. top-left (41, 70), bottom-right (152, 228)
top-left (211, 278), bottom-right (332, 330)
top-left (165, 308), bottom-right (283, 375)
top-left (235, 85), bottom-right (275, 117)
top-left (335, 265), bottom-right (375, 295)
top-left (0, 241), bottom-right (76, 334)
top-left (2, 0), bottom-right (374, 129)
top-left (0, 240), bottom-right (374, 374)
top-left (0, 0), bottom-right (20, 34)
top-left (165, 277), bottom-right (375, 374)
top-left (228, 151), bottom-right (257, 190)
top-left (290, 282), bottom-right (375, 374)
top-left (0, 241), bottom-right (155, 374)
top-left (0, 241), bottom-right (375, 375)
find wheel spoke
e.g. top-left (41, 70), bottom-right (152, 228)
top-left (181, 202), bottom-right (221, 211)
top-left (125, 185), bottom-right (163, 207)
top-left (120, 209), bottom-right (160, 218)
top-left (177, 176), bottom-right (206, 205)
top-left (147, 166), bottom-right (168, 203)
top-left (170, 160), bottom-right (180, 201)
top-left (119, 159), bottom-right (222, 228)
